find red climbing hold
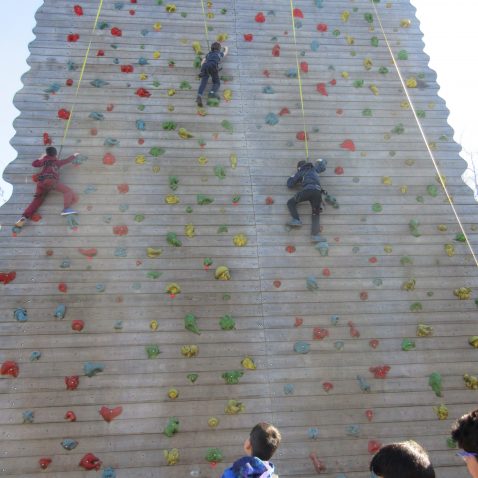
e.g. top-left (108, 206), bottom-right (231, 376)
top-left (111, 27), bottom-right (122, 37)
top-left (79, 453), bottom-right (102, 471)
top-left (103, 153), bottom-right (116, 165)
top-left (360, 291), bottom-right (368, 301)
top-left (369, 256), bottom-right (377, 264)
top-left (99, 406), bottom-right (123, 422)
top-left (136, 87), bottom-right (151, 97)
top-left (90, 128), bottom-right (98, 136)
top-left (72, 320), bottom-right (84, 332)
top-left (65, 376), bottom-right (80, 390)
top-left (263, 70), bottom-right (270, 78)
top-left (117, 183), bottom-right (129, 194)
top-left (272, 44), bottom-right (281, 57)
top-left (265, 196), bottom-right (274, 205)
top-left (113, 225), bottom-right (128, 236)
top-left (106, 104), bottom-right (114, 112)
top-left (67, 33), bottom-right (80, 42)
top-left (78, 248), bottom-right (97, 258)
top-left (129, 9), bottom-right (135, 15)
top-left (46, 249), bottom-right (54, 257)
top-left (294, 317), bottom-right (303, 327)
top-left (278, 108), bottom-right (290, 116)
top-left (121, 64), bottom-right (134, 73)
top-left (369, 339), bottom-right (379, 349)
top-left (58, 282), bottom-right (68, 293)
top-left (58, 109), bottom-right (71, 120)
top-left (348, 321), bottom-right (360, 338)
top-left (296, 131), bottom-right (309, 141)
top-left (300, 61), bottom-right (309, 73)
top-left (322, 268), bottom-right (331, 277)
top-left (293, 8), bottom-right (304, 18)
top-left (43, 132), bottom-right (52, 145)
top-left (329, 79), bottom-right (337, 86)
top-left (0, 271), bottom-right (16, 285)
top-left (73, 5), bottom-right (83, 16)
top-left (370, 365), bottom-right (391, 379)
top-left (313, 327), bottom-right (329, 340)
top-left (340, 139), bottom-right (356, 152)
top-left (273, 280), bottom-right (281, 288)
top-left (322, 382), bottom-right (333, 392)
top-left (317, 23), bottom-right (328, 32)
top-left (316, 83), bottom-right (328, 96)
top-left (66, 78), bottom-right (74, 86)
top-left (334, 166), bottom-right (344, 175)
top-left (255, 12), bottom-right (265, 23)
top-left (244, 33), bottom-right (253, 42)
top-left (368, 440), bottom-right (382, 454)
top-left (65, 411), bottom-right (77, 421)
top-left (39, 458), bottom-right (52, 470)
top-left (365, 409), bottom-right (374, 421)
top-left (1, 361), bottom-right (19, 377)
top-left (285, 245), bottom-right (296, 254)
top-left (336, 108), bottom-right (343, 116)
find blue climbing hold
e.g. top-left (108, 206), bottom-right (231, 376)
top-left (262, 86), bottom-right (275, 94)
top-left (30, 351), bottom-right (41, 361)
top-left (306, 276), bottom-right (319, 291)
top-left (136, 119), bottom-right (146, 130)
top-left (14, 308), bottom-right (28, 322)
top-left (138, 57), bottom-right (149, 65)
top-left (356, 375), bottom-right (371, 392)
top-left (61, 439), bottom-right (79, 450)
top-left (22, 410), bottom-right (34, 423)
top-left (308, 427), bottom-right (319, 439)
top-left (311, 39), bottom-right (320, 52)
top-left (284, 383), bottom-right (294, 395)
top-left (89, 112), bottom-right (105, 121)
top-left (103, 467), bottom-right (117, 478)
top-left (265, 113), bottom-right (279, 126)
top-left (90, 79), bottom-right (109, 88)
top-left (346, 424), bottom-right (360, 436)
top-left (294, 341), bottom-right (310, 354)
top-left (104, 138), bottom-right (120, 146)
top-left (54, 304), bottom-right (66, 319)
top-left (84, 362), bottom-right (105, 377)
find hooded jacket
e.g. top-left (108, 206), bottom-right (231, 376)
top-left (221, 456), bottom-right (276, 478)
top-left (32, 154), bottom-right (76, 182)
top-left (286, 160), bottom-right (327, 191)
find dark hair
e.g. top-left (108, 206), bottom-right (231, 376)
top-left (451, 409), bottom-right (478, 453)
top-left (249, 422), bottom-right (281, 461)
top-left (45, 146), bottom-right (57, 157)
top-left (297, 160), bottom-right (307, 169)
top-left (211, 41), bottom-right (221, 51)
top-left (370, 441), bottom-right (435, 478)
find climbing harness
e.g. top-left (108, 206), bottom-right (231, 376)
top-left (58, 0), bottom-right (104, 158)
top-left (199, 0), bottom-right (211, 51)
top-left (289, 0), bottom-right (309, 160)
top-left (371, 0), bottom-right (478, 268)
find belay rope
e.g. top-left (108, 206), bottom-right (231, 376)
top-left (58, 0), bottom-right (104, 158)
top-left (199, 0), bottom-right (211, 51)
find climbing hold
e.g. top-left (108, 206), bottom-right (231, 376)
top-left (113, 225), bottom-right (128, 236)
top-left (346, 424), bottom-right (360, 437)
top-left (402, 278), bottom-right (416, 291)
top-left (84, 362), bottom-right (105, 377)
top-left (369, 365), bottom-right (390, 379)
top-left (233, 234), bottom-right (248, 247)
top-left (308, 427), bottom-right (319, 439)
top-left (205, 448), bottom-right (223, 464)
top-left (369, 339), bottom-right (379, 349)
top-left (434, 404), bottom-right (449, 420)
top-left (136, 87), bottom-right (151, 97)
top-left (39, 458), bottom-right (52, 470)
top-left (99, 406), bottom-right (123, 422)
top-left (306, 276), bottom-right (319, 291)
top-left (146, 344), bottom-right (160, 359)
top-left (429, 372), bottom-right (443, 397)
top-left (79, 453), bottom-right (102, 471)
top-left (454, 287), bottom-right (472, 300)
top-left (464, 374), bottom-right (478, 390)
top-left (401, 338), bottom-right (416, 351)
top-left (222, 370), bottom-right (244, 384)
top-left (65, 411), bottom-right (77, 421)
top-left (356, 375), bottom-right (371, 392)
top-left (322, 382), bottom-right (333, 392)
top-left (468, 336), bottom-right (478, 348)
top-left (165, 195), bottom-right (179, 204)
top-left (166, 232), bottom-right (182, 247)
top-left (65, 376), bottom-right (80, 390)
top-left (365, 409), bottom-right (374, 421)
top-left (90, 79), bottom-right (109, 88)
top-left (215, 266), bottom-right (230, 280)
top-left (181, 345), bottom-right (198, 358)
top-left (1, 361), bottom-right (19, 377)
top-left (214, 165), bottom-right (226, 179)
top-left (103, 152), bottom-right (116, 165)
top-left (294, 341), bottom-right (310, 354)
top-left (409, 219), bottom-right (421, 237)
top-left (255, 12), bottom-right (265, 22)
top-left (410, 302), bottom-right (422, 312)
top-left (241, 356), bottom-right (256, 370)
top-left (265, 113), bottom-right (279, 126)
top-left (14, 308), bottom-right (28, 322)
top-left (225, 399), bottom-right (245, 415)
top-left (23, 410), bottom-right (35, 423)
top-left (368, 440), bottom-right (381, 454)
top-left (73, 5), bottom-right (83, 15)
top-left (197, 194), bottom-right (214, 205)
top-left (221, 120), bottom-right (233, 133)
top-left (208, 417), bottom-right (220, 428)
top-left (102, 468), bottom-right (116, 478)
top-left (58, 108), bottom-right (71, 120)
top-left (67, 33), bottom-right (80, 42)
top-left (72, 320), bottom-right (84, 332)
top-left (313, 327), bottom-right (329, 340)
top-left (111, 27), bottom-right (122, 37)
top-left (219, 314), bottom-right (235, 330)
top-left (184, 314), bottom-right (201, 335)
top-left (79, 248), bottom-right (97, 258)
top-left (340, 139), bottom-right (355, 151)
top-left (348, 321), bottom-right (360, 338)
top-left (309, 452), bottom-right (326, 473)
top-left (164, 448), bottom-right (180, 465)
top-left (187, 373), bottom-right (199, 384)
top-left (146, 247), bottom-right (162, 258)
top-left (30, 351), bottom-right (41, 361)
top-left (168, 388), bottom-right (179, 399)
top-left (417, 324), bottom-right (433, 337)
top-left (166, 283), bottom-right (181, 298)
top-left (61, 439), bottom-right (79, 451)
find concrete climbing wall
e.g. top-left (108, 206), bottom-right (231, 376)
top-left (1, 0), bottom-right (477, 477)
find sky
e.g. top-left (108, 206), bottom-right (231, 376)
top-left (0, 0), bottom-right (477, 206)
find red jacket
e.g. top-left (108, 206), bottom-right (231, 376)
top-left (32, 154), bottom-right (76, 182)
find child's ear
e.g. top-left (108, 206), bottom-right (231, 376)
top-left (244, 438), bottom-right (253, 454)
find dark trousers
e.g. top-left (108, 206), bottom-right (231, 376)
top-left (197, 63), bottom-right (220, 96)
top-left (287, 188), bottom-right (322, 234)
top-left (23, 179), bottom-right (77, 218)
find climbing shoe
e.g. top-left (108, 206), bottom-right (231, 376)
top-left (196, 95), bottom-right (203, 107)
top-left (61, 208), bottom-right (78, 216)
top-left (311, 234), bottom-right (327, 243)
top-left (14, 216), bottom-right (27, 228)
top-left (287, 218), bottom-right (303, 227)
top-left (208, 91), bottom-right (219, 99)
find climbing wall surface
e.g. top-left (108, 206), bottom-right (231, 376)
top-left (1, 0), bottom-right (478, 476)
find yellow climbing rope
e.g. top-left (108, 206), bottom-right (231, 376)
top-left (59, 0), bottom-right (104, 157)
top-left (199, 0), bottom-right (211, 50)
top-left (371, 0), bottom-right (478, 268)
top-left (289, 0), bottom-right (309, 160)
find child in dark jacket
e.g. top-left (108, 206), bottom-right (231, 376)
top-left (15, 146), bottom-right (79, 228)
top-left (221, 423), bottom-right (281, 478)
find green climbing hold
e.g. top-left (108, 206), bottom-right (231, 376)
top-left (146, 344), bottom-right (160, 359)
top-left (169, 176), bottom-right (179, 190)
top-left (400, 256), bottom-right (413, 266)
top-left (197, 194), bottom-right (214, 205)
top-left (409, 219), bottom-right (421, 237)
top-left (180, 80), bottom-right (191, 90)
top-left (184, 314), bottom-right (201, 335)
top-left (222, 370), bottom-right (244, 384)
top-left (371, 36), bottom-right (379, 47)
top-left (150, 147), bottom-right (165, 157)
top-left (147, 271), bottom-right (161, 279)
top-left (372, 203), bottom-right (382, 213)
top-left (362, 108), bottom-right (372, 117)
top-left (427, 185), bottom-right (438, 197)
top-left (398, 50), bottom-right (408, 60)
top-left (364, 12), bottom-right (374, 23)
top-left (219, 314), bottom-right (235, 330)
top-left (164, 417), bottom-right (179, 437)
top-left (401, 338), bottom-right (416, 351)
top-left (455, 233), bottom-right (466, 242)
top-left (214, 165), bottom-right (226, 179)
top-left (221, 120), bottom-right (233, 133)
top-left (205, 448), bottom-right (223, 463)
top-left (187, 373), bottom-right (198, 383)
top-left (353, 79), bottom-right (364, 88)
top-left (166, 232), bottom-right (182, 247)
top-left (134, 214), bottom-right (145, 223)
top-left (416, 110), bottom-right (426, 118)
top-left (162, 121), bottom-right (177, 130)
top-left (378, 66), bottom-right (389, 75)
top-left (410, 302), bottom-right (423, 312)
top-left (447, 438), bottom-right (457, 449)
top-left (217, 225), bottom-right (228, 233)
top-left (207, 97), bottom-right (220, 107)
top-left (186, 206), bottom-right (193, 213)
top-left (428, 372), bottom-right (443, 397)
top-left (392, 123), bottom-right (405, 134)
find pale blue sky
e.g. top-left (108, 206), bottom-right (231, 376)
top-left (0, 0), bottom-right (477, 205)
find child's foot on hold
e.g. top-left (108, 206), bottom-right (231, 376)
top-left (208, 91), bottom-right (219, 99)
top-left (14, 216), bottom-right (27, 228)
top-left (61, 208), bottom-right (78, 216)
top-left (287, 218), bottom-right (302, 227)
top-left (196, 95), bottom-right (203, 107)
top-left (311, 234), bottom-right (327, 243)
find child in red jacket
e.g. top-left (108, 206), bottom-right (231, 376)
top-left (15, 146), bottom-right (79, 228)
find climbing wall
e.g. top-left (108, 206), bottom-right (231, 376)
top-left (1, 0), bottom-right (477, 477)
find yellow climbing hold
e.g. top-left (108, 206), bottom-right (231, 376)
top-left (223, 89), bottom-right (233, 102)
top-left (417, 323), bottom-right (433, 337)
top-left (152, 165), bottom-right (161, 173)
top-left (153, 51), bottom-right (161, 59)
top-left (233, 234), bottom-right (248, 247)
top-left (363, 58), bottom-right (373, 70)
top-left (437, 224), bottom-right (448, 232)
top-left (181, 344), bottom-right (198, 357)
top-left (400, 100), bottom-right (410, 109)
top-left (135, 154), bottom-right (146, 165)
top-left (384, 244), bottom-right (393, 253)
top-left (166, 283), bottom-right (181, 296)
top-left (146, 247), bottom-right (162, 258)
top-left (406, 77), bottom-right (417, 88)
top-left (167, 89), bottom-right (176, 97)
top-left (198, 155), bottom-right (208, 165)
top-left (216, 33), bottom-right (228, 42)
top-left (192, 41), bottom-right (203, 55)
top-left (454, 287), bottom-right (472, 300)
top-left (345, 35), bottom-right (354, 45)
top-left (230, 153), bottom-right (237, 169)
top-left (168, 388), bottom-right (179, 399)
top-left (153, 22), bottom-right (162, 31)
top-left (400, 185), bottom-right (408, 194)
top-left (225, 399), bottom-right (245, 415)
top-left (208, 417), bottom-right (220, 428)
top-left (341, 71), bottom-right (349, 79)
top-left (341, 10), bottom-right (350, 22)
top-left (167, 104), bottom-right (175, 112)
top-left (444, 244), bottom-right (455, 257)
top-left (178, 128), bottom-right (194, 139)
top-left (164, 448), bottom-right (180, 466)
top-left (468, 336), bottom-right (478, 348)
top-left (369, 84), bottom-right (379, 96)
top-left (185, 224), bottom-right (195, 238)
top-left (165, 3), bottom-right (176, 13)
top-left (140, 73), bottom-right (148, 81)
top-left (382, 176), bottom-right (392, 186)
top-left (241, 356), bottom-right (256, 370)
top-left (464, 373), bottom-right (478, 390)
top-left (435, 174), bottom-right (446, 186)
top-left (401, 279), bottom-right (416, 291)
top-left (400, 19), bottom-right (412, 28)
top-left (215, 266), bottom-right (230, 281)
top-left (150, 320), bottom-right (159, 331)
top-left (165, 195), bottom-right (179, 204)
top-left (434, 404), bottom-right (448, 420)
